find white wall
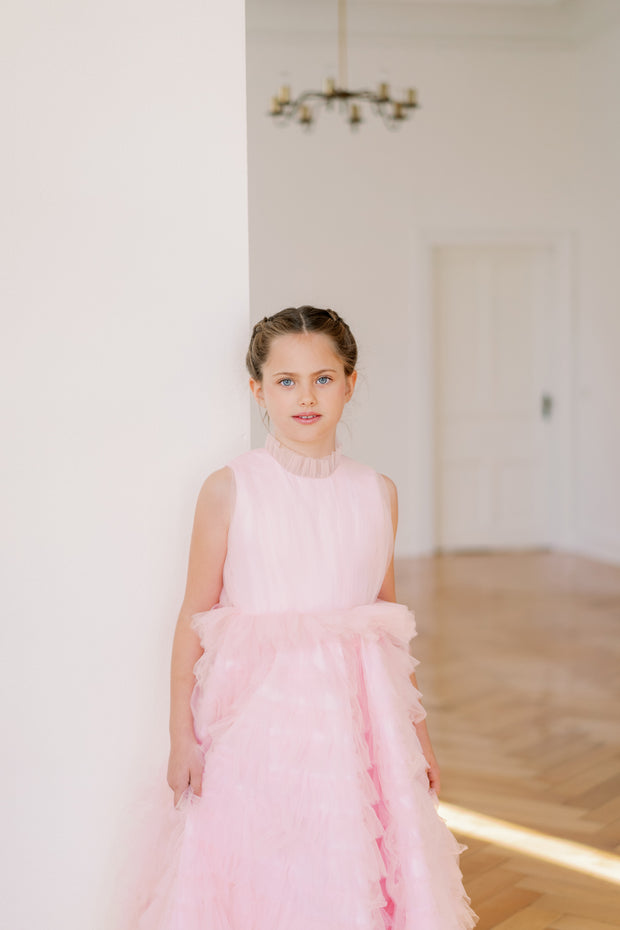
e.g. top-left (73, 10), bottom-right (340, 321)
top-left (574, 23), bottom-right (620, 564)
top-left (0, 2), bottom-right (249, 928)
top-left (246, 26), bottom-right (580, 556)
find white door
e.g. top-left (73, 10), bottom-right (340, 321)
top-left (433, 243), bottom-right (553, 550)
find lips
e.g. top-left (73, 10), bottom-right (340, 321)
top-left (293, 414), bottom-right (321, 421)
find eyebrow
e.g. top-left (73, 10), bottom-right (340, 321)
top-left (272, 369), bottom-right (338, 377)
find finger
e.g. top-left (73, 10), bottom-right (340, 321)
top-left (190, 763), bottom-right (204, 797)
top-left (172, 775), bottom-right (190, 809)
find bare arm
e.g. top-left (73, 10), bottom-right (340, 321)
top-left (167, 465), bottom-right (234, 806)
top-left (377, 474), bottom-right (441, 796)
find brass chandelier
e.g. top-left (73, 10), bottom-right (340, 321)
top-left (268, 0), bottom-right (419, 130)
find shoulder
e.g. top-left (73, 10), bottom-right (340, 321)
top-left (203, 446), bottom-right (267, 485)
top-left (198, 447), bottom-right (269, 502)
top-left (339, 453), bottom-right (380, 479)
top-left (378, 472), bottom-right (398, 505)
top-left (378, 472), bottom-right (398, 532)
top-left (199, 464), bottom-right (234, 495)
top-left (340, 455), bottom-right (397, 496)
top-left (225, 446), bottom-right (270, 473)
top-left (195, 464), bottom-right (235, 522)
top-left (340, 456), bottom-right (398, 510)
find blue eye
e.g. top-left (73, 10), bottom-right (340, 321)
top-left (276, 375), bottom-right (332, 387)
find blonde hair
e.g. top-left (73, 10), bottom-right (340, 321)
top-left (246, 306), bottom-right (358, 383)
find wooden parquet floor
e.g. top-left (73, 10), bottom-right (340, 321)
top-left (397, 550), bottom-right (620, 929)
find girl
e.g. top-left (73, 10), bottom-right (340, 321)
top-left (131, 306), bottom-right (478, 929)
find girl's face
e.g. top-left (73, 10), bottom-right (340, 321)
top-left (249, 332), bottom-right (357, 451)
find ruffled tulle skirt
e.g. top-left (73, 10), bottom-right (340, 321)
top-left (118, 599), bottom-right (478, 930)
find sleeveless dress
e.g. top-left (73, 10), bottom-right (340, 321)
top-left (126, 432), bottom-right (478, 930)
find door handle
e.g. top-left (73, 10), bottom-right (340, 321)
top-left (541, 393), bottom-right (553, 419)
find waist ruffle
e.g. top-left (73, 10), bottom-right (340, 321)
top-left (190, 598), bottom-right (418, 654)
top-left (189, 600), bottom-right (424, 745)
top-left (188, 597), bottom-right (426, 762)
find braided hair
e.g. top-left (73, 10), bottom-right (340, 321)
top-left (246, 306), bottom-right (357, 383)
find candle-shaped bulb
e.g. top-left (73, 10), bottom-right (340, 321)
top-left (278, 84), bottom-right (291, 104)
top-left (299, 104), bottom-right (312, 124)
top-left (324, 77), bottom-right (336, 97)
top-left (393, 101), bottom-right (404, 120)
top-left (378, 82), bottom-right (389, 102)
top-left (350, 103), bottom-right (362, 124)
top-left (270, 96), bottom-right (283, 115)
top-left (406, 88), bottom-right (418, 107)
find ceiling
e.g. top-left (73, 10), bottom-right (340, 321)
top-left (366, 0), bottom-right (564, 5)
top-left (246, 0), bottom-right (618, 44)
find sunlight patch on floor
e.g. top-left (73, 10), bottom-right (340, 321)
top-left (438, 801), bottom-right (620, 885)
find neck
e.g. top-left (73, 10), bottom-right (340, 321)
top-left (264, 431), bottom-right (343, 478)
top-left (272, 431), bottom-right (338, 458)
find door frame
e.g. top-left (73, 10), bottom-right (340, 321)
top-left (413, 229), bottom-right (576, 554)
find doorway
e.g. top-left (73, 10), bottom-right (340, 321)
top-left (431, 239), bottom-right (570, 552)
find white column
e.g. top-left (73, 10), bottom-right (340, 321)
top-left (0, 2), bottom-right (249, 927)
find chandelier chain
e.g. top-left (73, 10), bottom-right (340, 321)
top-left (338, 0), bottom-right (347, 91)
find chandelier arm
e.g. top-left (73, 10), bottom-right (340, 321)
top-left (378, 105), bottom-right (401, 130)
top-left (294, 91), bottom-right (330, 103)
top-left (367, 97), bottom-right (389, 117)
top-left (349, 89), bottom-right (379, 100)
top-left (275, 91), bottom-right (327, 121)
top-left (345, 89), bottom-right (400, 107)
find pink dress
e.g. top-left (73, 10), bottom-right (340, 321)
top-left (124, 432), bottom-right (478, 930)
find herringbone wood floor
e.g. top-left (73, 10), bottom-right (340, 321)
top-left (397, 550), bottom-right (620, 929)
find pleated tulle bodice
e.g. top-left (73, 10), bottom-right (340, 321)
top-left (218, 432), bottom-right (394, 614)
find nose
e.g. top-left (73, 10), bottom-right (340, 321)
top-left (299, 381), bottom-right (317, 405)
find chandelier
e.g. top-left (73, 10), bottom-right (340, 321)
top-left (268, 0), bottom-right (419, 130)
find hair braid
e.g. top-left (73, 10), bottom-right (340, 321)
top-left (245, 306), bottom-right (357, 384)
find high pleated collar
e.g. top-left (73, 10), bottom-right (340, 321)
top-left (264, 432), bottom-right (343, 478)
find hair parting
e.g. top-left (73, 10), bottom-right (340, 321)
top-left (246, 305), bottom-right (357, 383)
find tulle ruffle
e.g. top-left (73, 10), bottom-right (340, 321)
top-left (188, 599), bottom-right (426, 756)
top-left (264, 431), bottom-right (343, 478)
top-left (119, 600), bottom-right (477, 930)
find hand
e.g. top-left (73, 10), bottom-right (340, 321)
top-left (413, 721), bottom-right (441, 797)
top-left (167, 736), bottom-right (205, 808)
top-left (423, 746), bottom-right (441, 797)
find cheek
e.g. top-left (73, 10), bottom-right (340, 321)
top-left (264, 388), bottom-right (286, 408)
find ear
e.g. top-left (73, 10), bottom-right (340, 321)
top-left (344, 370), bottom-right (357, 402)
top-left (249, 377), bottom-right (265, 407)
